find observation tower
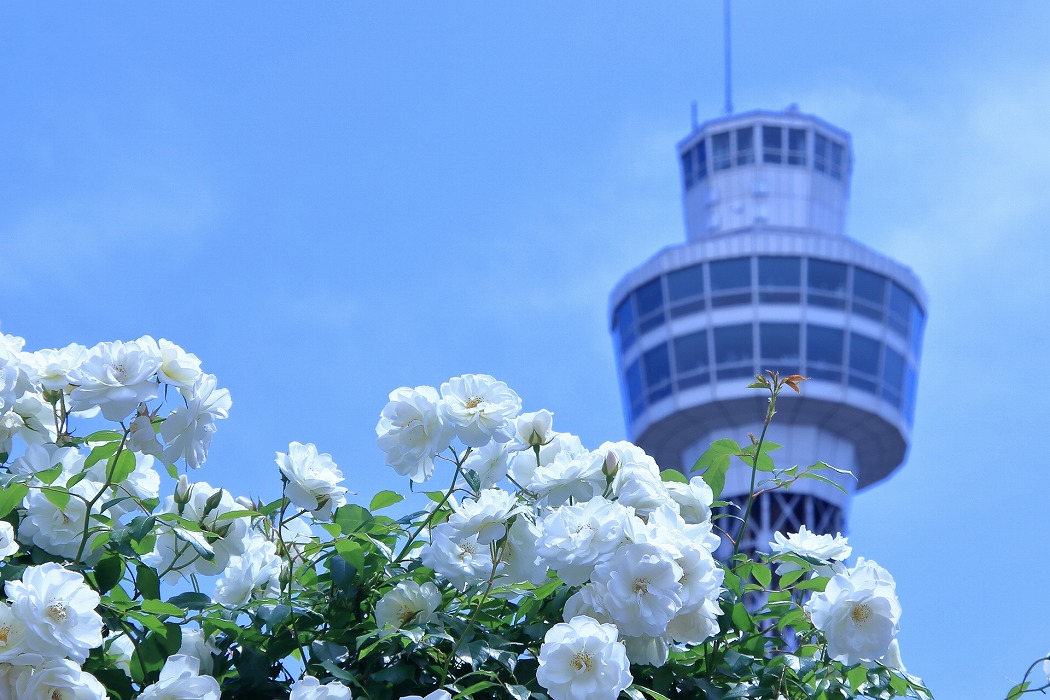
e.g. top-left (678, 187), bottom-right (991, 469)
top-left (608, 106), bottom-right (926, 555)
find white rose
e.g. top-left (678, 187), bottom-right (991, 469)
top-left (10, 658), bottom-right (108, 700)
top-left (68, 339), bottom-right (160, 421)
top-left (531, 450), bottom-right (607, 507)
top-left (536, 616), bottom-right (632, 700)
top-left (515, 409), bottom-right (554, 447)
top-left (439, 374), bottom-right (521, 448)
top-left (447, 488), bottom-right (520, 544)
top-left (420, 523), bottom-right (493, 591)
top-left (136, 336), bottom-right (202, 387)
top-left (5, 562), bottom-right (104, 663)
top-left (289, 676), bottom-right (353, 700)
top-left (591, 543), bottom-right (684, 638)
top-left (159, 373), bottom-right (232, 469)
top-left (376, 385), bottom-right (454, 483)
top-left (536, 497), bottom-right (633, 586)
top-left (0, 521), bottom-right (18, 559)
top-left (806, 558), bottom-right (901, 665)
top-left (138, 655), bottom-right (220, 700)
top-left (178, 628), bottom-right (220, 675)
top-left (375, 581), bottom-right (441, 631)
top-left (276, 441), bottom-right (348, 519)
top-left (664, 476), bottom-right (714, 525)
top-left (462, 441), bottom-right (512, 489)
top-left (769, 525), bottom-right (852, 576)
top-left (399, 692), bottom-right (451, 700)
top-left (213, 535), bottom-right (282, 607)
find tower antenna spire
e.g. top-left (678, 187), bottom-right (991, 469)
top-left (723, 0), bottom-right (733, 115)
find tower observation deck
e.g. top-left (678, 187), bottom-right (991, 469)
top-left (609, 106), bottom-right (926, 554)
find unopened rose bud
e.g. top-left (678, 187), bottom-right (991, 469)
top-left (174, 475), bottom-right (192, 508)
top-left (235, 496), bottom-right (255, 511)
top-left (603, 451), bottom-right (619, 478)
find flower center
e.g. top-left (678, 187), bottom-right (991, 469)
top-left (0, 625), bottom-right (10, 645)
top-left (397, 607), bottom-right (418, 628)
top-left (632, 577), bottom-right (651, 595)
top-left (51, 691), bottom-right (64, 700)
top-left (47, 601), bottom-right (68, 623)
top-left (464, 396), bottom-right (484, 409)
top-left (849, 603), bottom-right (872, 625)
top-left (571, 650), bottom-right (594, 673)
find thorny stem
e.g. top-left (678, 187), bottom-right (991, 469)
top-left (393, 449), bottom-right (470, 564)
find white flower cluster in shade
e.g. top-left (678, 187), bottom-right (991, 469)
top-left (376, 372), bottom-right (726, 697)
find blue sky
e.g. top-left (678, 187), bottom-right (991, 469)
top-left (2, 3), bottom-right (1048, 697)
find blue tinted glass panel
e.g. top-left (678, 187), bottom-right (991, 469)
top-left (712, 132), bottom-right (731, 171)
top-left (788, 128), bottom-right (807, 166)
top-left (668, 264), bottom-right (704, 301)
top-left (888, 283), bottom-right (912, 335)
top-left (882, 346), bottom-right (905, 405)
top-left (644, 343), bottom-right (671, 387)
top-left (853, 268), bottom-right (886, 305)
top-left (910, 306), bottom-right (925, 359)
top-left (715, 324), bottom-right (753, 365)
top-left (903, 365), bottom-right (918, 424)
top-left (696, 140), bottom-right (707, 181)
top-left (763, 126), bottom-right (782, 164)
top-left (682, 150), bottom-right (694, 189)
top-left (674, 330), bottom-right (708, 374)
top-left (814, 133), bottom-right (830, 173)
top-left (710, 257), bottom-right (751, 291)
top-left (736, 127), bottom-right (754, 165)
top-left (635, 278), bottom-right (664, 318)
top-left (808, 259), bottom-right (847, 293)
top-left (807, 325), bottom-right (844, 365)
top-left (849, 333), bottom-right (880, 377)
top-left (761, 323), bottom-right (800, 362)
top-left (614, 299), bottom-right (636, 351)
top-left (759, 257), bottom-right (801, 287)
top-left (626, 360), bottom-right (644, 418)
top-left (807, 325), bottom-right (843, 381)
top-left (830, 142), bottom-right (844, 179)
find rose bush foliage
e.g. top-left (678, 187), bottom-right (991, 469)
top-left (0, 331), bottom-right (987, 700)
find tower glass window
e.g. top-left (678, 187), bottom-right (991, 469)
top-left (634, 278), bottom-right (665, 333)
top-left (667, 263), bottom-right (705, 317)
top-left (712, 132), bottom-right (731, 171)
top-left (759, 256), bottom-right (801, 303)
top-left (613, 298), bottom-right (636, 351)
top-left (853, 267), bottom-right (887, 321)
top-left (681, 149), bottom-right (694, 189)
top-left (760, 323), bottom-right (801, 374)
top-left (848, 333), bottom-right (880, 393)
top-left (710, 257), bottom-right (751, 308)
top-left (674, 330), bottom-right (710, 389)
top-left (807, 259), bottom-right (848, 308)
top-left (625, 360), bottom-right (644, 418)
top-left (788, 128), bottom-right (807, 165)
top-left (736, 126), bottom-right (755, 165)
top-left (714, 323), bottom-right (754, 379)
top-left (643, 343), bottom-right (672, 403)
top-left (888, 282), bottom-right (913, 336)
top-left (806, 324), bottom-right (844, 381)
top-left (696, 139), bottom-right (708, 181)
top-left (882, 346), bottom-right (905, 407)
top-left (762, 126), bottom-right (782, 163)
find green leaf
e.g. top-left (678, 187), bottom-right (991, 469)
top-left (730, 602), bottom-right (752, 632)
top-left (0, 482), bottom-right (28, 518)
top-left (35, 464), bottom-right (64, 485)
top-left (798, 472), bottom-right (847, 492)
top-left (42, 486), bottom-right (71, 510)
top-left (1006, 682), bottom-right (1030, 700)
top-left (369, 490), bottom-right (404, 511)
top-left (213, 509), bottom-right (257, 522)
top-left (751, 563), bottom-right (772, 589)
top-left (335, 539), bottom-right (366, 572)
top-left (137, 564), bottom-right (161, 600)
top-left (660, 469), bottom-right (687, 484)
top-left (172, 527), bottom-right (214, 560)
top-left (141, 599), bottom-right (186, 616)
top-left (93, 554), bottom-right (124, 593)
top-left (108, 449), bottom-right (137, 484)
top-left (84, 441), bottom-right (120, 470)
top-left (632, 685), bottom-right (673, 700)
top-left (166, 592), bottom-right (213, 610)
top-left (847, 664), bottom-right (869, 692)
top-left (85, 430), bottom-right (124, 443)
